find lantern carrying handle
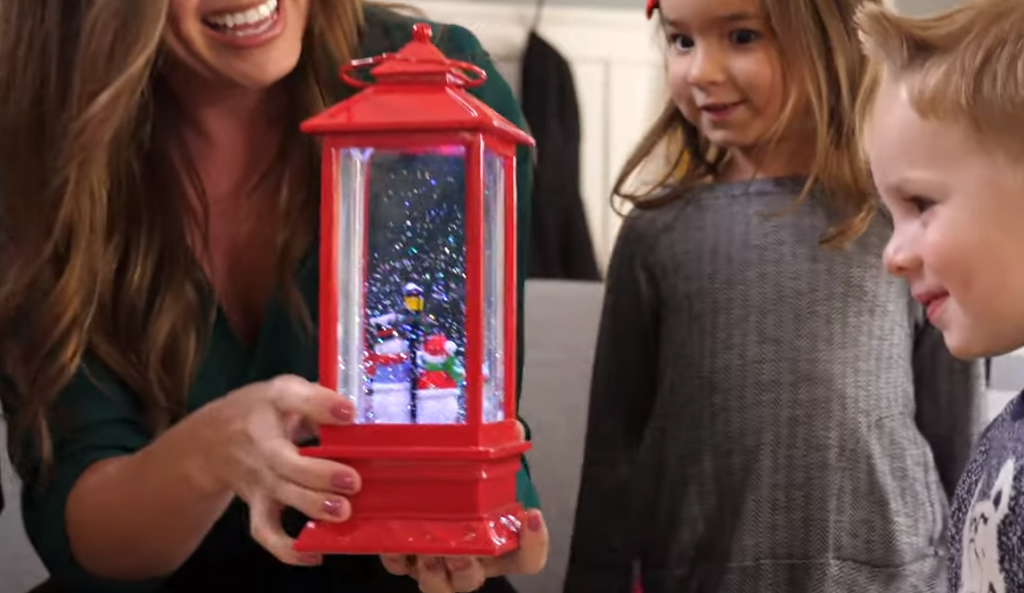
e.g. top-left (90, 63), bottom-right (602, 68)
top-left (340, 54), bottom-right (488, 89)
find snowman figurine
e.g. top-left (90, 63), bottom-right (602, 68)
top-left (367, 323), bottom-right (414, 423)
top-left (415, 333), bottom-right (464, 424)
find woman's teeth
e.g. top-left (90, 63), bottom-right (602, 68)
top-left (204, 0), bottom-right (278, 32)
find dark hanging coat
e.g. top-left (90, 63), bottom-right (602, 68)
top-left (520, 32), bottom-right (600, 280)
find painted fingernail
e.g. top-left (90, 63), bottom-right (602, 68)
top-left (322, 498), bottom-right (345, 517)
top-left (299, 552), bottom-right (322, 565)
top-left (331, 402), bottom-right (353, 422)
top-left (425, 558), bottom-right (444, 572)
top-left (527, 513), bottom-right (543, 532)
top-left (447, 557), bottom-right (472, 571)
top-left (332, 472), bottom-right (357, 492)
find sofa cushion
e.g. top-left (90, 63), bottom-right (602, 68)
top-left (0, 422), bottom-right (48, 592)
top-left (509, 280), bottom-right (604, 593)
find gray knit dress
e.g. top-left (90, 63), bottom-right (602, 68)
top-left (564, 177), bottom-right (983, 593)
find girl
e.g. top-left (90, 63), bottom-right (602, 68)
top-left (0, 1), bottom-right (547, 592)
top-left (564, 0), bottom-right (981, 591)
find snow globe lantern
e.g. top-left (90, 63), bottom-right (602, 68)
top-left (294, 23), bottom-right (534, 557)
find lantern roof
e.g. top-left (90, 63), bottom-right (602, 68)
top-left (301, 23), bottom-right (534, 147)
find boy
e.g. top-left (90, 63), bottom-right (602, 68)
top-left (857, 0), bottom-right (1024, 590)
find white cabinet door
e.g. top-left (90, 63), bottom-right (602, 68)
top-left (401, 0), bottom-right (666, 271)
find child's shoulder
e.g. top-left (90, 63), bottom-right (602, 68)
top-left (616, 181), bottom-right (714, 231)
top-left (616, 198), bottom-right (676, 245)
top-left (949, 393), bottom-right (1024, 590)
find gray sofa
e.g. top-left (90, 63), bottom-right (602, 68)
top-left (0, 279), bottom-right (605, 593)
top-left (0, 424), bottom-right (46, 592)
top-left (510, 280), bottom-right (603, 593)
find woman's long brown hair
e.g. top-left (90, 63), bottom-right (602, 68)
top-left (0, 0), bottom-right (364, 475)
top-left (619, 0), bottom-right (880, 248)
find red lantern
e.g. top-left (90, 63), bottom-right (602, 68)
top-left (293, 23), bottom-right (534, 557)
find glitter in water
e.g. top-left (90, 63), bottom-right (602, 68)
top-left (337, 146), bottom-right (509, 425)
top-left (362, 149), bottom-right (469, 424)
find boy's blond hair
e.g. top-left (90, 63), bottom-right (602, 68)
top-left (856, 0), bottom-right (1024, 156)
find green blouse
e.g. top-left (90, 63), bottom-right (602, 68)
top-left (19, 7), bottom-right (538, 592)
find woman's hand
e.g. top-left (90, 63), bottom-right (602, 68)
top-left (202, 374), bottom-right (360, 566)
top-left (379, 421), bottom-right (549, 592)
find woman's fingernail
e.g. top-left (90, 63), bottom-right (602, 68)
top-left (425, 558), bottom-right (444, 572)
top-left (447, 557), bottom-right (472, 571)
top-left (527, 513), bottom-right (543, 532)
top-left (322, 498), bottom-right (345, 517)
top-left (331, 402), bottom-right (353, 422)
top-left (332, 472), bottom-right (357, 493)
top-left (299, 552), bottom-right (321, 565)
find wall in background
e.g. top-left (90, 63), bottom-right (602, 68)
top-left (474, 0), bottom-right (919, 10)
top-left (891, 0), bottom-right (963, 14)
top-left (475, 0), bottom-right (636, 8)
top-left (474, 0), bottom-right (964, 14)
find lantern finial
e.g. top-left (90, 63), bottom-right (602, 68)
top-left (412, 23), bottom-right (433, 43)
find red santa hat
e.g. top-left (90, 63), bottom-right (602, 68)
top-left (646, 0), bottom-right (657, 19)
top-left (377, 326), bottom-right (400, 342)
top-left (422, 333), bottom-right (457, 358)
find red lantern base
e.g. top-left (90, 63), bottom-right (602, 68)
top-left (295, 505), bottom-right (525, 557)
top-left (294, 422), bottom-right (530, 557)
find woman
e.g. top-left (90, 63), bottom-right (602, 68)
top-left (0, 1), bottom-right (547, 592)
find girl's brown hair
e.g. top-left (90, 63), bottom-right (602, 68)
top-left (620, 0), bottom-right (880, 248)
top-left (0, 0), bottom-right (363, 472)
